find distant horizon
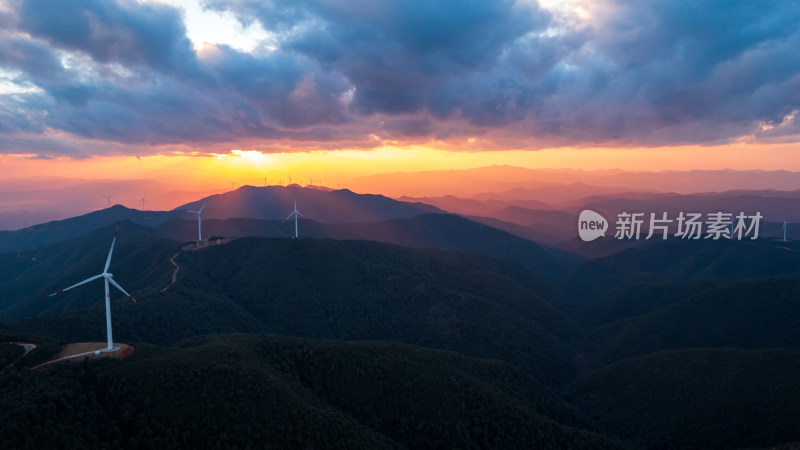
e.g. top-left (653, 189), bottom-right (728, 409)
top-left (3, 165), bottom-right (800, 232)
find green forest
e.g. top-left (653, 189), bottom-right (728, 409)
top-left (2, 228), bottom-right (800, 449)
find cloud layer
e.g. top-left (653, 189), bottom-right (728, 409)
top-left (1, 0), bottom-right (799, 157)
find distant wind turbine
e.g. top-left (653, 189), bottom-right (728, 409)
top-left (309, 176), bottom-right (314, 186)
top-left (140, 193), bottom-right (147, 211)
top-left (102, 193), bottom-right (114, 207)
top-left (286, 198), bottom-right (304, 238)
top-left (784, 221), bottom-right (788, 241)
top-left (288, 175), bottom-right (292, 185)
top-left (263, 176), bottom-right (267, 187)
top-left (188, 202), bottom-right (207, 241)
top-left (45, 221), bottom-right (135, 351)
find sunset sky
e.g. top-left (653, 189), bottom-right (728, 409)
top-left (1, 0), bottom-right (800, 189)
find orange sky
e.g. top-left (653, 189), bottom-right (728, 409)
top-left (3, 142), bottom-right (800, 194)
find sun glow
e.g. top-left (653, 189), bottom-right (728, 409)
top-left (4, 140), bottom-right (800, 196)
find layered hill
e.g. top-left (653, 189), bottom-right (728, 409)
top-left (158, 214), bottom-right (571, 277)
top-left (176, 185), bottom-right (442, 222)
top-left (559, 238), bottom-right (800, 317)
top-left (0, 186), bottom-right (443, 253)
top-left (0, 205), bottom-right (180, 253)
top-left (589, 277), bottom-right (800, 363)
top-left (6, 236), bottom-right (579, 386)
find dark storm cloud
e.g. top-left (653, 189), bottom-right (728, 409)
top-left (0, 0), bottom-right (799, 157)
top-left (202, 44), bottom-right (351, 127)
top-left (247, 0), bottom-right (548, 116)
top-left (16, 0), bottom-right (203, 77)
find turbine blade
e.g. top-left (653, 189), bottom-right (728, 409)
top-left (45, 274), bottom-right (103, 298)
top-left (297, 211), bottom-right (304, 217)
top-left (104, 221), bottom-right (120, 273)
top-left (108, 277), bottom-right (136, 302)
top-left (286, 212), bottom-right (293, 220)
top-left (199, 202), bottom-right (207, 213)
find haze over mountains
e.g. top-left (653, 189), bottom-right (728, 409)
top-left (5, 166), bottom-right (800, 231)
top-left (2, 173), bottom-right (800, 449)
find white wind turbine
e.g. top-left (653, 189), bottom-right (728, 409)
top-left (102, 193), bottom-right (114, 207)
top-left (45, 221), bottom-right (135, 352)
top-left (188, 202), bottom-right (207, 241)
top-left (286, 198), bottom-right (303, 238)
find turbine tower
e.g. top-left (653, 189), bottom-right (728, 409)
top-left (102, 193), bottom-right (114, 207)
top-left (188, 202), bottom-right (207, 241)
top-left (288, 175), bottom-right (293, 185)
top-left (140, 193), bottom-right (146, 211)
top-left (45, 221), bottom-right (135, 351)
top-left (286, 198), bottom-right (304, 238)
top-left (784, 221), bottom-right (788, 241)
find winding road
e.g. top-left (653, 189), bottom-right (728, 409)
top-left (1, 342), bottom-right (36, 373)
top-left (161, 252), bottom-right (180, 292)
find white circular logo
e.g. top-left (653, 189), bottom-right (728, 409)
top-left (578, 210), bottom-right (608, 242)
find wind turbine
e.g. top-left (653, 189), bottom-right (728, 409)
top-left (45, 221), bottom-right (135, 351)
top-left (188, 202), bottom-right (207, 241)
top-left (288, 175), bottom-right (293, 185)
top-left (263, 176), bottom-right (267, 187)
top-left (102, 193), bottom-right (114, 207)
top-left (784, 221), bottom-right (788, 241)
top-left (286, 198), bottom-right (303, 238)
top-left (309, 176), bottom-right (314, 186)
top-left (140, 193), bottom-right (147, 211)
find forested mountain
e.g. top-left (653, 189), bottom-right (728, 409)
top-left (0, 334), bottom-right (623, 449)
top-left (7, 236), bottom-right (579, 387)
top-left (569, 348), bottom-right (800, 449)
top-left (158, 213), bottom-right (572, 277)
top-left (3, 194), bottom-right (800, 449)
